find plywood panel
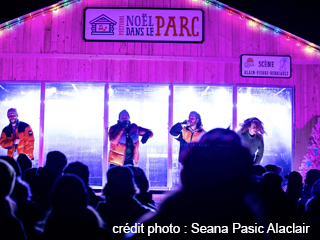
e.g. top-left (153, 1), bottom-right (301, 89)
top-left (183, 61), bottom-right (190, 83)
top-left (100, 59), bottom-right (108, 81)
top-left (43, 58), bottom-right (51, 80)
top-left (9, 24), bottom-right (18, 53)
top-left (134, 60), bottom-right (142, 82)
top-left (29, 58), bottom-right (37, 80)
top-left (57, 8), bottom-right (66, 54)
top-left (120, 59), bottom-right (127, 82)
top-left (22, 19), bottom-right (32, 53)
top-left (218, 10), bottom-right (226, 58)
top-left (127, 60), bottom-right (135, 82)
top-left (245, 20), bottom-right (253, 54)
top-left (232, 13), bottom-right (240, 58)
top-left (107, 59), bottom-right (115, 82)
top-left (141, 60), bottom-right (148, 82)
top-left (204, 61), bottom-right (211, 83)
top-left (313, 64), bottom-right (320, 118)
top-left (13, 58), bottom-right (23, 80)
top-left (190, 61), bottom-right (197, 83)
top-left (79, 0), bottom-right (88, 54)
top-left (71, 1), bottom-right (82, 54)
top-left (113, 60), bottom-right (121, 82)
top-left (2, 58), bottom-right (11, 80)
top-left (155, 61), bottom-right (163, 82)
top-left (211, 62), bottom-right (218, 83)
top-left (300, 65), bottom-right (308, 161)
top-left (85, 59), bottom-right (92, 81)
top-left (92, 59), bottom-right (100, 81)
top-left (225, 12), bottom-right (232, 58)
top-left (252, 24), bottom-right (260, 54)
top-left (36, 58), bottom-right (44, 80)
top-left (197, 61), bottom-right (204, 83)
top-left (50, 11), bottom-right (59, 53)
top-left (78, 58), bottom-right (86, 81)
top-left (0, 58), bottom-right (3, 80)
top-left (64, 4), bottom-right (74, 54)
top-left (43, 13), bottom-right (52, 53)
top-left (148, 60), bottom-right (155, 82)
top-left (162, 61), bottom-right (169, 82)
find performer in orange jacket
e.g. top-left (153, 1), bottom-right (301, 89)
top-left (108, 110), bottom-right (153, 167)
top-left (0, 108), bottom-right (35, 160)
top-left (170, 111), bottom-right (206, 164)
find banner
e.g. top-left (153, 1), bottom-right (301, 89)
top-left (84, 8), bottom-right (204, 43)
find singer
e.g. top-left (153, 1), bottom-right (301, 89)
top-left (237, 117), bottom-right (265, 165)
top-left (170, 111), bottom-right (206, 164)
top-left (108, 110), bottom-right (153, 167)
top-left (0, 108), bottom-right (35, 160)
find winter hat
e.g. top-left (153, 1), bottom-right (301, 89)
top-left (7, 108), bottom-right (18, 116)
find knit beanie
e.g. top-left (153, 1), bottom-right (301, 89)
top-left (7, 108), bottom-right (18, 116)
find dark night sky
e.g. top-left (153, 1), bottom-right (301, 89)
top-left (1, 0), bottom-right (320, 46)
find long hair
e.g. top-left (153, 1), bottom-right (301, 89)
top-left (190, 111), bottom-right (202, 129)
top-left (237, 117), bottom-right (266, 135)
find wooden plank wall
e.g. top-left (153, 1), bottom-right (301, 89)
top-left (0, 0), bottom-right (320, 170)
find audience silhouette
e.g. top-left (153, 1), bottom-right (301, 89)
top-left (38, 174), bottom-right (113, 240)
top-left (0, 159), bottom-right (27, 240)
top-left (26, 151), bottom-right (68, 218)
top-left (0, 128), bottom-right (320, 240)
top-left (17, 153), bottom-right (32, 181)
top-left (97, 166), bottom-right (154, 240)
top-left (63, 161), bottom-right (103, 208)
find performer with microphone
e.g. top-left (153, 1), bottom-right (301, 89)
top-left (170, 111), bottom-right (206, 164)
top-left (0, 108), bottom-right (35, 160)
top-left (238, 117), bottom-right (265, 165)
top-left (108, 110), bottom-right (153, 167)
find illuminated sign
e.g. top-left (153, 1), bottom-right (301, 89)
top-left (84, 8), bottom-right (204, 43)
top-left (240, 55), bottom-right (291, 78)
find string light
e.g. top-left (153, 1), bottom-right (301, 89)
top-left (249, 20), bottom-right (257, 27)
top-left (286, 36), bottom-right (290, 41)
top-left (0, 0), bottom-right (79, 31)
top-left (306, 46), bottom-right (313, 53)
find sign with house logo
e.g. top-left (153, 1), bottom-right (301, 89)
top-left (84, 8), bottom-right (204, 43)
top-left (89, 14), bottom-right (117, 35)
top-left (240, 55), bottom-right (291, 78)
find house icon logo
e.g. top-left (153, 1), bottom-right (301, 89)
top-left (89, 14), bottom-right (117, 35)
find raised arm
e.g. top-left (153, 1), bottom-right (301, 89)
top-left (138, 126), bottom-right (153, 144)
top-left (109, 125), bottom-right (125, 144)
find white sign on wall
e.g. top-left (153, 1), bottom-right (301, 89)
top-left (241, 55), bottom-right (291, 78)
top-left (84, 8), bottom-right (204, 43)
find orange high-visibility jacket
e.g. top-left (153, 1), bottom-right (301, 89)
top-left (0, 120), bottom-right (35, 160)
top-left (170, 122), bottom-right (206, 163)
top-left (108, 123), bottom-right (153, 166)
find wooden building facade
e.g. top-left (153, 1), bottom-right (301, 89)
top-left (0, 0), bottom-right (320, 187)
